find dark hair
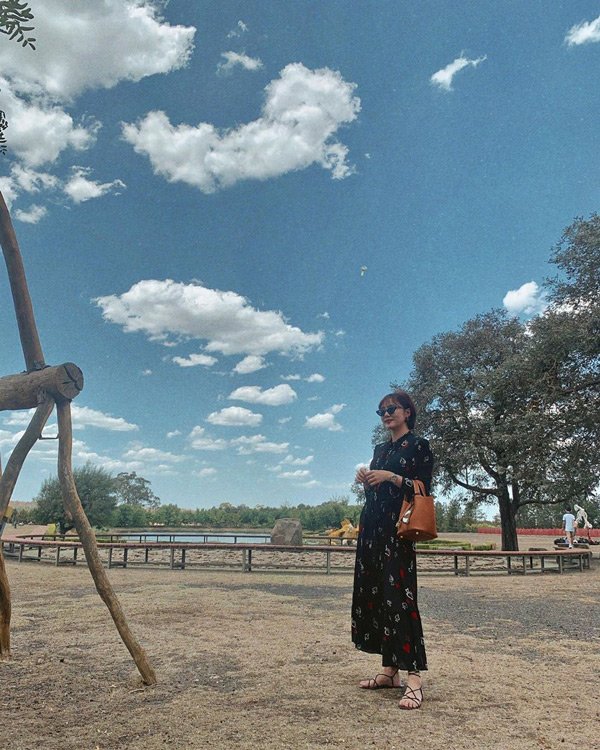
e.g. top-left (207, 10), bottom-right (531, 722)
top-left (378, 390), bottom-right (417, 430)
top-left (565, 506), bottom-right (572, 512)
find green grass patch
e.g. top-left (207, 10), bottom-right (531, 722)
top-left (416, 541), bottom-right (497, 551)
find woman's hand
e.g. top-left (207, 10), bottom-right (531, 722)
top-left (364, 470), bottom-right (400, 487)
top-left (355, 466), bottom-right (369, 484)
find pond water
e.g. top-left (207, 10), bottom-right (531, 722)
top-left (117, 532), bottom-right (271, 544)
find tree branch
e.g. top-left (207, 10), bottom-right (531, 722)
top-left (56, 400), bottom-right (157, 685)
top-left (0, 398), bottom-right (54, 518)
top-left (0, 191), bottom-right (45, 370)
top-left (445, 466), bottom-right (498, 496)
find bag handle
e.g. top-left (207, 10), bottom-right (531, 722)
top-left (412, 479), bottom-right (427, 497)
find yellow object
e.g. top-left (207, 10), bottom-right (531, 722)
top-left (326, 518), bottom-right (358, 541)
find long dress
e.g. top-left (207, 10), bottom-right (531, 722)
top-left (351, 431), bottom-right (434, 671)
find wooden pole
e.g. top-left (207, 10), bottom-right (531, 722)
top-left (0, 554), bottom-right (9, 660)
top-left (0, 363), bottom-right (83, 410)
top-left (0, 457), bottom-right (8, 660)
top-left (0, 399), bottom-right (54, 519)
top-left (56, 400), bottom-right (157, 685)
top-left (0, 400), bottom-right (54, 658)
top-left (0, 192), bottom-right (45, 371)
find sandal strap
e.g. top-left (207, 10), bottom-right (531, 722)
top-left (362, 670), bottom-right (399, 689)
top-left (399, 685), bottom-right (423, 709)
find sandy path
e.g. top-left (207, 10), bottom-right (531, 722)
top-left (1, 550), bottom-right (599, 750)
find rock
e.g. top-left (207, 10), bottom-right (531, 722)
top-left (270, 518), bottom-right (302, 546)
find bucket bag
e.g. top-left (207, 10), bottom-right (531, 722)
top-left (396, 478), bottom-right (438, 541)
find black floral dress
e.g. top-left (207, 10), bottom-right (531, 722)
top-left (351, 431), bottom-right (433, 671)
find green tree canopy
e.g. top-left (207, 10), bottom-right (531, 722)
top-left (401, 215), bottom-right (600, 550)
top-left (114, 472), bottom-right (160, 509)
top-left (33, 464), bottom-right (117, 534)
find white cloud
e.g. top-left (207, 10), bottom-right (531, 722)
top-left (188, 426), bottom-right (228, 451)
top-left (430, 54), bottom-right (487, 92)
top-left (231, 435), bottom-right (289, 454)
top-left (565, 15), bottom-right (600, 45)
top-left (4, 404), bottom-right (137, 432)
top-left (305, 403), bottom-right (345, 431)
top-left (122, 62), bottom-right (361, 193)
top-left (206, 406), bottom-right (262, 426)
top-left (0, 76), bottom-right (98, 167)
top-left (503, 281), bottom-right (547, 316)
top-left (141, 369), bottom-right (153, 376)
top-left (228, 384), bottom-right (297, 406)
top-left (234, 355), bottom-right (266, 374)
top-left (172, 352), bottom-right (218, 368)
top-left (280, 454), bottom-right (314, 466)
top-left (227, 20), bottom-right (248, 39)
top-left (63, 166), bottom-right (125, 203)
top-left (166, 430), bottom-right (181, 438)
top-left (195, 467), bottom-right (217, 478)
top-left (14, 204), bottom-right (47, 224)
top-left (217, 51), bottom-right (263, 75)
top-left (0, 1), bottom-right (196, 101)
top-left (71, 404), bottom-right (139, 431)
top-left (281, 373), bottom-right (323, 382)
top-left (0, 176), bottom-right (19, 208)
top-left (0, 429), bottom-right (19, 449)
top-left (10, 164), bottom-right (59, 192)
top-left (94, 279), bottom-right (323, 356)
top-left (122, 445), bottom-right (184, 464)
top-left (278, 469), bottom-right (311, 479)
top-left (0, 2), bottom-right (195, 215)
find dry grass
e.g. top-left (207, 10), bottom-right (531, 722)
top-left (1, 536), bottom-right (599, 750)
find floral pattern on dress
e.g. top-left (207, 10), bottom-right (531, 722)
top-left (351, 431), bottom-right (433, 670)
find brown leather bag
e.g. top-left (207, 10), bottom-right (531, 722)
top-left (396, 479), bottom-right (438, 541)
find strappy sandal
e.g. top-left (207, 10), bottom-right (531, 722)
top-left (359, 670), bottom-right (402, 690)
top-left (398, 684), bottom-right (423, 709)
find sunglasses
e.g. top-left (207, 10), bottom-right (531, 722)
top-left (376, 405), bottom-right (406, 417)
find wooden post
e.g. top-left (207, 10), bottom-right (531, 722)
top-left (56, 400), bottom-right (157, 685)
top-left (0, 192), bottom-right (45, 371)
top-left (0, 364), bottom-right (83, 410)
top-left (0, 400), bottom-right (54, 659)
top-left (0, 553), bottom-right (9, 660)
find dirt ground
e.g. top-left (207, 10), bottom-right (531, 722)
top-left (1, 533), bottom-right (599, 750)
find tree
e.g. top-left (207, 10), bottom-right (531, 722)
top-left (0, 1), bottom-right (35, 47)
top-left (112, 503), bottom-right (148, 528)
top-left (113, 472), bottom-right (160, 510)
top-left (0, 1), bottom-right (36, 154)
top-left (401, 215), bottom-right (600, 550)
top-left (34, 464), bottom-right (117, 534)
top-left (152, 503), bottom-right (183, 527)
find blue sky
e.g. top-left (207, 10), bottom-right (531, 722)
top-left (1, 1), bottom-right (599, 509)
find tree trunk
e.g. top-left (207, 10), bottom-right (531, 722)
top-left (0, 400), bottom-right (55, 518)
top-left (0, 363), bottom-right (83, 411)
top-left (56, 400), bottom-right (157, 685)
top-left (0, 400), bottom-right (55, 658)
top-left (0, 555), bottom-right (10, 659)
top-left (497, 481), bottom-right (518, 550)
top-left (0, 192), bottom-right (45, 371)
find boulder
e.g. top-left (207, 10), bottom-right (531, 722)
top-left (270, 518), bottom-right (302, 546)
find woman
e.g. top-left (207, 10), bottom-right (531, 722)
top-left (351, 390), bottom-right (433, 710)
